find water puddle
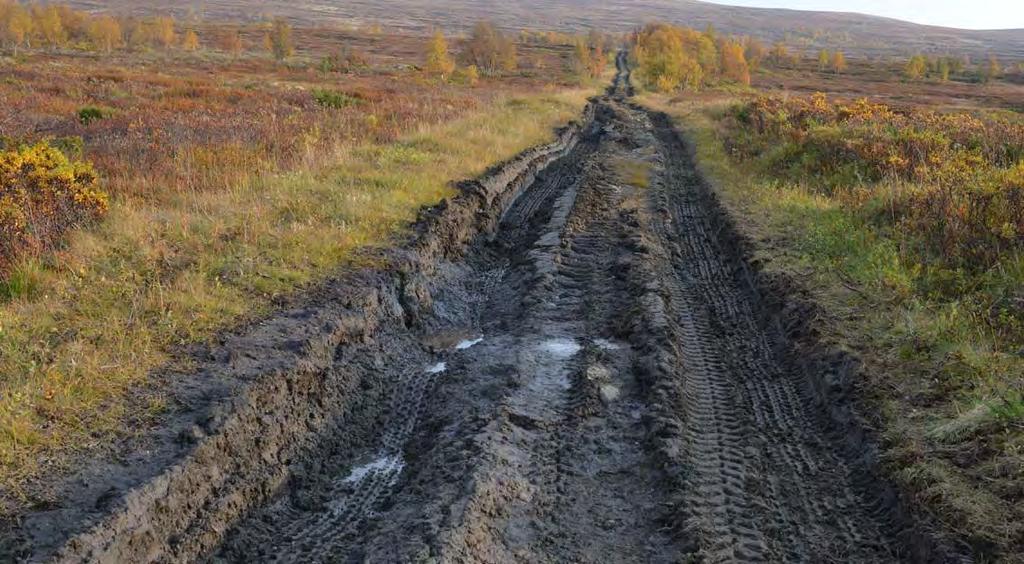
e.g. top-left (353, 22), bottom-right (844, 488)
top-left (342, 454), bottom-right (405, 485)
top-left (426, 362), bottom-right (447, 374)
top-left (455, 337), bottom-right (484, 350)
top-left (594, 338), bottom-right (622, 351)
top-left (538, 337), bottom-right (581, 359)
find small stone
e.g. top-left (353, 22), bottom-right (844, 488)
top-left (599, 384), bottom-right (621, 403)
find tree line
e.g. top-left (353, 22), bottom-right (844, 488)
top-left (629, 23), bottom-right (761, 91)
top-left (0, 2), bottom-right (300, 60)
top-left (422, 23), bottom-right (618, 84)
top-left (904, 53), bottom-right (1011, 83)
top-left (0, 2), bottom-right (200, 53)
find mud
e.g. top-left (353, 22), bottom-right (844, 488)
top-left (4, 55), bottom-right (967, 563)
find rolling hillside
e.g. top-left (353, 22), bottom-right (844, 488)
top-left (66, 0), bottom-right (1024, 58)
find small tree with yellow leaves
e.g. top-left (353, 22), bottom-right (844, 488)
top-left (904, 54), bottom-right (927, 80)
top-left (181, 29), bottom-right (199, 51)
top-left (266, 17), bottom-right (293, 61)
top-left (152, 16), bottom-right (175, 49)
top-left (818, 49), bottom-right (830, 72)
top-left (721, 40), bottom-right (750, 86)
top-left (88, 16), bottom-right (122, 53)
top-left (832, 51), bottom-right (846, 74)
top-left (424, 30), bottom-right (455, 79)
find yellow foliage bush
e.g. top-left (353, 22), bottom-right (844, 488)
top-left (0, 142), bottom-right (107, 274)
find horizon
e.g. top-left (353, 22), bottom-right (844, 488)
top-left (702, 0), bottom-right (1024, 30)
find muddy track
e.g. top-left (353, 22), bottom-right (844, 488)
top-left (10, 57), bottom-right (965, 563)
top-left (212, 65), bottom-right (960, 562)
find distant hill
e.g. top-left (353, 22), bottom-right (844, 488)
top-left (66, 0), bottom-right (1024, 59)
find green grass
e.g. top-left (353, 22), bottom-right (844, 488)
top-left (0, 88), bottom-right (596, 504)
top-left (77, 106), bottom-right (109, 124)
top-left (0, 261), bottom-right (42, 302)
top-left (638, 92), bottom-right (1024, 558)
top-left (311, 89), bottom-right (363, 109)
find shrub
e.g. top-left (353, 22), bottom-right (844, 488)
top-left (78, 106), bottom-right (107, 124)
top-left (311, 89), bottom-right (362, 109)
top-left (265, 17), bottom-right (293, 61)
top-left (48, 136), bottom-right (85, 159)
top-left (461, 21), bottom-right (517, 72)
top-left (725, 93), bottom-right (1024, 272)
top-left (318, 47), bottom-right (369, 74)
top-left (0, 142), bottom-right (108, 275)
top-left (453, 64), bottom-right (480, 86)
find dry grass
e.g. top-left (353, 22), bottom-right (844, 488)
top-left (0, 27), bottom-right (595, 509)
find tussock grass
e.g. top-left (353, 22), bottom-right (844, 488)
top-left (639, 92), bottom-right (1024, 559)
top-left (0, 88), bottom-right (594, 505)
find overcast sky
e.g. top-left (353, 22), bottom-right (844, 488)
top-left (703, 0), bottom-right (1024, 30)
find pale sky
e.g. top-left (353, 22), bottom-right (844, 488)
top-left (703, 0), bottom-right (1024, 30)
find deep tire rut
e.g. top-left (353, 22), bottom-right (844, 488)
top-left (218, 93), bottom-right (941, 561)
top-left (33, 57), bottom-right (963, 564)
top-left (213, 60), bottom-right (959, 563)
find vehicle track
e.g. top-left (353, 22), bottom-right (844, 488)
top-left (81, 55), bottom-right (956, 563)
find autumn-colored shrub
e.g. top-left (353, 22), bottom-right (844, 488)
top-left (318, 46), bottom-right (369, 73)
top-left (461, 21), bottom-right (517, 72)
top-left (726, 93), bottom-right (1024, 271)
top-left (571, 36), bottom-right (606, 81)
top-left (894, 164), bottom-right (1024, 268)
top-left (0, 141), bottom-right (108, 274)
top-left (265, 17), bottom-right (293, 61)
top-left (453, 64), bottom-right (480, 86)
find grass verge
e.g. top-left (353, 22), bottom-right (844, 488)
top-left (638, 92), bottom-right (1024, 560)
top-left (0, 88), bottom-right (595, 507)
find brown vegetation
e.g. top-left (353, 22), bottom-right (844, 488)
top-left (753, 54), bottom-right (1024, 113)
top-left (461, 21), bottom-right (517, 72)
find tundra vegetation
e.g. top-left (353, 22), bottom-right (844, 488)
top-left (0, 4), bottom-right (601, 510)
top-left (632, 22), bottom-right (1024, 558)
